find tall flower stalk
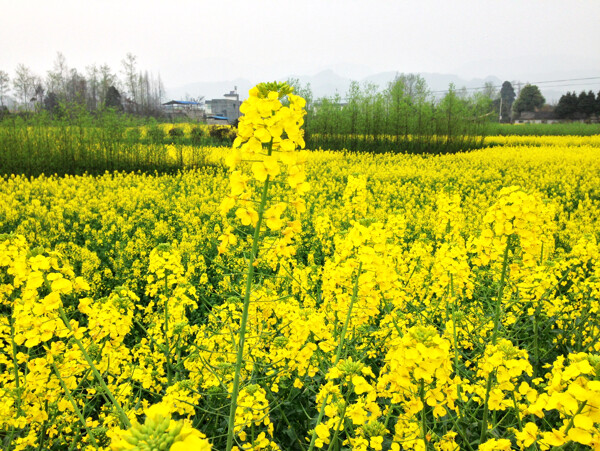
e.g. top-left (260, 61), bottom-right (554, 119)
top-left (219, 82), bottom-right (308, 451)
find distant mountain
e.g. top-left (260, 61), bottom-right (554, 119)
top-left (455, 54), bottom-right (600, 82)
top-left (286, 69), bottom-right (352, 98)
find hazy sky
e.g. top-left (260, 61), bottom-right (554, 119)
top-left (2, 0), bottom-right (599, 89)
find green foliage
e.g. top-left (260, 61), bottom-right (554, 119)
top-left (104, 86), bottom-right (123, 111)
top-left (555, 91), bottom-right (580, 120)
top-left (147, 124), bottom-right (166, 143)
top-left (168, 126), bottom-right (184, 139)
top-left (578, 90), bottom-right (597, 117)
top-left (43, 92), bottom-right (61, 117)
top-left (499, 81), bottom-right (516, 122)
top-left (190, 126), bottom-right (205, 144)
top-left (208, 125), bottom-right (234, 141)
top-left (513, 84), bottom-right (545, 114)
top-left (554, 90), bottom-right (599, 121)
top-left (291, 75), bottom-right (489, 154)
top-left (0, 113), bottom-right (176, 176)
top-left (487, 121), bottom-right (600, 136)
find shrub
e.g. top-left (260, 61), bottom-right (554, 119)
top-left (190, 126), bottom-right (205, 144)
top-left (147, 125), bottom-right (166, 143)
top-left (208, 125), bottom-right (232, 141)
top-left (168, 127), bottom-right (184, 138)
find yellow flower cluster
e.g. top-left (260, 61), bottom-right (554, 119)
top-left (379, 326), bottom-right (457, 450)
top-left (342, 174), bottom-right (368, 220)
top-left (1, 131), bottom-right (600, 449)
top-left (522, 353), bottom-right (600, 448)
top-left (218, 83), bottom-right (309, 259)
top-left (473, 339), bottom-right (533, 410)
top-left (1, 235), bottom-right (88, 348)
top-left (484, 133), bottom-right (600, 148)
top-left (474, 186), bottom-right (555, 268)
top-left (232, 384), bottom-right (279, 449)
top-left (312, 358), bottom-right (381, 449)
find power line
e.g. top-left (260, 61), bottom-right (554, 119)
top-left (528, 81), bottom-right (600, 90)
top-left (430, 76), bottom-right (600, 94)
top-left (532, 76), bottom-right (600, 84)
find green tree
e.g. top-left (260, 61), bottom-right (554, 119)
top-left (99, 64), bottom-right (118, 106)
top-left (555, 92), bottom-right (578, 119)
top-left (472, 83), bottom-right (496, 119)
top-left (578, 90), bottom-right (596, 118)
top-left (43, 92), bottom-right (61, 116)
top-left (12, 63), bottom-right (36, 109)
top-left (86, 64), bottom-right (100, 110)
top-left (513, 84), bottom-right (545, 114)
top-left (121, 53), bottom-right (138, 111)
top-left (104, 85), bottom-right (123, 111)
top-left (499, 81), bottom-right (515, 122)
top-left (46, 52), bottom-right (69, 99)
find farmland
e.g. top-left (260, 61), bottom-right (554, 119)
top-left (1, 87), bottom-right (600, 450)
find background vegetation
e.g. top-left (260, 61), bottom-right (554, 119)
top-left (289, 75), bottom-right (491, 154)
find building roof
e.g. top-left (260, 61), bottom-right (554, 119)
top-left (205, 98), bottom-right (241, 104)
top-left (519, 110), bottom-right (558, 120)
top-left (162, 100), bottom-right (202, 106)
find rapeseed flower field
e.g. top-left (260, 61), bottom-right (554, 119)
top-left (1, 84), bottom-right (600, 450)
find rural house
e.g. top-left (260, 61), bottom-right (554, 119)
top-left (205, 87), bottom-right (242, 124)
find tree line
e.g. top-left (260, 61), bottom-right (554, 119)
top-left (0, 52), bottom-right (164, 116)
top-left (555, 90), bottom-right (600, 120)
top-left (494, 82), bottom-right (547, 122)
top-left (289, 74), bottom-right (493, 154)
top-left (493, 81), bottom-right (600, 122)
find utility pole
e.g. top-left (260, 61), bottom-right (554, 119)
top-left (499, 97), bottom-right (503, 122)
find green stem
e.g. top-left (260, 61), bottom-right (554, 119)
top-left (225, 172), bottom-right (272, 451)
top-left (37, 402), bottom-right (48, 451)
top-left (58, 306), bottom-right (131, 428)
top-left (276, 400), bottom-right (307, 451)
top-left (9, 313), bottom-right (23, 416)
top-left (419, 379), bottom-right (429, 451)
top-left (450, 278), bottom-right (471, 449)
top-left (326, 402), bottom-right (348, 451)
top-left (164, 277), bottom-right (172, 386)
top-left (450, 274), bottom-right (462, 391)
top-left (67, 432), bottom-right (82, 451)
top-left (563, 400), bottom-right (587, 435)
top-left (480, 237), bottom-right (512, 444)
top-left (479, 375), bottom-right (494, 445)
top-left (510, 391), bottom-right (523, 430)
top-left (307, 262), bottom-right (362, 451)
top-left (491, 237), bottom-right (512, 346)
top-left (51, 362), bottom-right (99, 449)
top-left (533, 310), bottom-right (539, 379)
top-left (551, 401), bottom-right (588, 451)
